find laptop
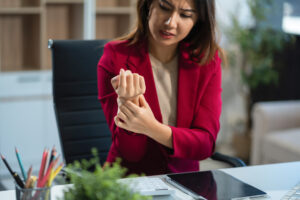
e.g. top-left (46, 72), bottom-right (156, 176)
top-left (165, 170), bottom-right (267, 200)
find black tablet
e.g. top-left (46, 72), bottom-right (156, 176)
top-left (165, 170), bottom-right (267, 200)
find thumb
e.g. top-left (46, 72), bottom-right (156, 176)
top-left (111, 75), bottom-right (120, 90)
top-left (139, 95), bottom-right (149, 108)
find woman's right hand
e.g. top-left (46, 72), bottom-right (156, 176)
top-left (111, 69), bottom-right (146, 104)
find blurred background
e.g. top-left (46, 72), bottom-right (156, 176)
top-left (0, 0), bottom-right (299, 190)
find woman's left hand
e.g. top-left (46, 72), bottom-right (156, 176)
top-left (111, 69), bottom-right (146, 104)
top-left (114, 95), bottom-right (158, 135)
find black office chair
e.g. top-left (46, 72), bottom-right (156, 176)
top-left (49, 39), bottom-right (110, 165)
top-left (49, 39), bottom-right (246, 168)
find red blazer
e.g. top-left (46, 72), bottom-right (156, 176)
top-left (97, 40), bottom-right (222, 175)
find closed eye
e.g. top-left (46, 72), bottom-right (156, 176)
top-left (180, 13), bottom-right (192, 18)
top-left (159, 3), bottom-right (171, 12)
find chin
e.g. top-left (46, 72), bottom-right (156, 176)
top-left (157, 39), bottom-right (178, 47)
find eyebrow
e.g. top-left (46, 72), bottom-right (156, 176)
top-left (161, 0), bottom-right (197, 13)
top-left (180, 8), bottom-right (197, 13)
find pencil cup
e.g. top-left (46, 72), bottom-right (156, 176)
top-left (15, 184), bottom-right (51, 200)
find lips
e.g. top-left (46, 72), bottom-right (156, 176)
top-left (159, 30), bottom-right (175, 39)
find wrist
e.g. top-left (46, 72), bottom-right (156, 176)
top-left (144, 120), bottom-right (163, 136)
top-left (117, 96), bottom-right (140, 106)
top-left (144, 121), bottom-right (173, 148)
top-left (131, 96), bottom-right (139, 106)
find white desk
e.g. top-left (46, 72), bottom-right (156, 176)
top-left (220, 161), bottom-right (300, 200)
top-left (0, 161), bottom-right (299, 200)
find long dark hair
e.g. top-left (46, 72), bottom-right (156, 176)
top-left (117, 0), bottom-right (225, 65)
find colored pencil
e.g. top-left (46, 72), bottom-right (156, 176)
top-left (47, 162), bottom-right (64, 187)
top-left (39, 155), bottom-right (60, 187)
top-left (15, 147), bottom-right (27, 181)
top-left (48, 146), bottom-right (56, 168)
top-left (1, 154), bottom-right (14, 175)
top-left (25, 166), bottom-right (33, 188)
top-left (37, 149), bottom-right (48, 186)
top-left (1, 154), bottom-right (25, 188)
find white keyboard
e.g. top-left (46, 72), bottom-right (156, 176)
top-left (118, 177), bottom-right (175, 196)
top-left (281, 182), bottom-right (300, 200)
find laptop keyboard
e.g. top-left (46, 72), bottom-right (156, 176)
top-left (118, 177), bottom-right (175, 196)
top-left (281, 182), bottom-right (300, 200)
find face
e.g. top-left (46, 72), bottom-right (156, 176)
top-left (148, 0), bottom-right (198, 49)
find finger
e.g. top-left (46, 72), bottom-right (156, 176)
top-left (133, 73), bottom-right (140, 93)
top-left (117, 97), bottom-right (125, 107)
top-left (126, 71), bottom-right (134, 96)
top-left (117, 110), bottom-right (127, 122)
top-left (111, 75), bottom-right (119, 84)
top-left (114, 116), bottom-right (126, 129)
top-left (119, 104), bottom-right (133, 119)
top-left (111, 75), bottom-right (120, 90)
top-left (124, 100), bottom-right (140, 114)
top-left (119, 69), bottom-right (126, 94)
top-left (139, 95), bottom-right (149, 108)
top-left (124, 69), bottom-right (132, 75)
top-left (139, 76), bottom-right (146, 94)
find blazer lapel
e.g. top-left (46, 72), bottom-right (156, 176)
top-left (176, 49), bottom-right (199, 128)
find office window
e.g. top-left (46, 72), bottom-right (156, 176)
top-left (282, 1), bottom-right (300, 34)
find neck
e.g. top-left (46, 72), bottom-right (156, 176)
top-left (148, 38), bottom-right (178, 64)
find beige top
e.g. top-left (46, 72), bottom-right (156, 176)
top-left (149, 53), bottom-right (178, 126)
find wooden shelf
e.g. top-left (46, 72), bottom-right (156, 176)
top-left (96, 7), bottom-right (132, 15)
top-left (95, 0), bottom-right (135, 39)
top-left (0, 14), bottom-right (41, 71)
top-left (0, 0), bottom-right (135, 72)
top-left (0, 0), bottom-right (41, 8)
top-left (0, 7), bottom-right (42, 15)
top-left (46, 0), bottom-right (84, 4)
top-left (45, 3), bottom-right (84, 69)
top-left (96, 0), bottom-right (131, 7)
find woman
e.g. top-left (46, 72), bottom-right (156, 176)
top-left (97, 0), bottom-right (224, 175)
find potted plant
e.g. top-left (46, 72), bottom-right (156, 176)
top-left (60, 149), bottom-right (151, 200)
top-left (226, 0), bottom-right (295, 161)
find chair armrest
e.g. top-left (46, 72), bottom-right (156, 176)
top-left (210, 152), bottom-right (246, 167)
top-left (250, 100), bottom-right (300, 165)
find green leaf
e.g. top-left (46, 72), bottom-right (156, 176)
top-left (60, 148), bottom-right (151, 200)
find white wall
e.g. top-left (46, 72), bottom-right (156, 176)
top-left (0, 71), bottom-right (62, 182)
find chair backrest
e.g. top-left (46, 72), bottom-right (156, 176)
top-left (49, 39), bottom-right (111, 165)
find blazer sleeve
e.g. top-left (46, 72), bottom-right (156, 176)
top-left (97, 43), bottom-right (148, 163)
top-left (169, 56), bottom-right (222, 160)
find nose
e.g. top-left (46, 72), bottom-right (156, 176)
top-left (164, 12), bottom-right (178, 29)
